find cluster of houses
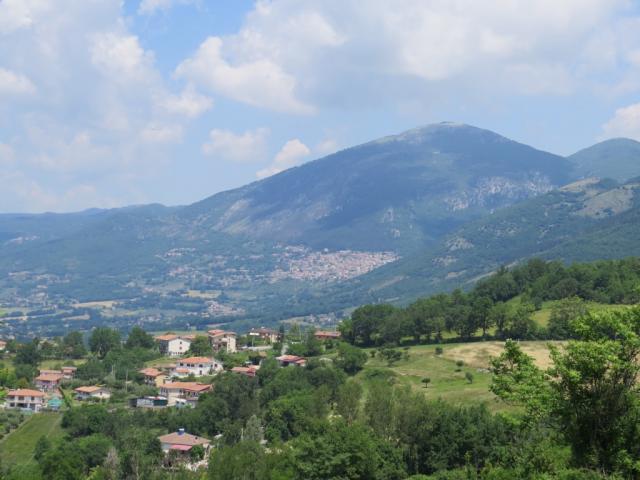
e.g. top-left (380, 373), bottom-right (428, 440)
top-left (154, 329), bottom-right (238, 357)
top-left (5, 365), bottom-right (111, 412)
top-left (3, 326), bottom-right (339, 415)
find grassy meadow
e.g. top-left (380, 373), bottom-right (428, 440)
top-left (0, 413), bottom-right (64, 467)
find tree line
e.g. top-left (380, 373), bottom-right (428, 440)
top-left (340, 258), bottom-right (640, 346)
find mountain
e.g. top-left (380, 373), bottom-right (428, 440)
top-left (182, 122), bottom-right (572, 253)
top-left (1, 123), bottom-right (637, 338)
top-left (342, 177), bottom-right (640, 305)
top-left (569, 138), bottom-right (640, 182)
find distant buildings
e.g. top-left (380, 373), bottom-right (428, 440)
top-left (275, 355), bottom-right (307, 367)
top-left (61, 366), bottom-right (77, 379)
top-left (248, 327), bottom-right (281, 344)
top-left (207, 329), bottom-right (237, 353)
top-left (34, 372), bottom-right (64, 392)
top-left (231, 366), bottom-right (258, 377)
top-left (74, 386), bottom-right (111, 401)
top-left (158, 429), bottom-right (211, 455)
top-left (172, 357), bottom-right (222, 377)
top-left (159, 382), bottom-right (212, 407)
top-left (154, 333), bottom-right (195, 357)
top-left (5, 389), bottom-right (45, 412)
top-left (139, 367), bottom-right (167, 386)
top-left (0, 340), bottom-right (6, 351)
top-left (131, 396), bottom-right (168, 409)
top-left (314, 330), bottom-right (341, 340)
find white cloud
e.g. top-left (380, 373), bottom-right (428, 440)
top-left (314, 138), bottom-right (339, 157)
top-left (90, 32), bottom-right (155, 84)
top-left (138, 0), bottom-right (196, 15)
top-left (176, 0), bottom-right (636, 113)
top-left (0, 67), bottom-right (36, 95)
top-left (602, 103), bottom-right (640, 140)
top-left (202, 127), bottom-right (269, 162)
top-left (159, 86), bottom-right (213, 118)
top-left (256, 139), bottom-right (310, 179)
top-left (176, 37), bottom-right (313, 114)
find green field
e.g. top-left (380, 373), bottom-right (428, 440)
top-left (530, 300), bottom-right (631, 327)
top-left (0, 413), bottom-right (64, 467)
top-left (359, 340), bottom-right (558, 411)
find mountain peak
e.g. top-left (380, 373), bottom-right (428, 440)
top-left (569, 137), bottom-right (640, 182)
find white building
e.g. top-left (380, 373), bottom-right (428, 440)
top-left (172, 357), bottom-right (222, 377)
top-left (155, 333), bottom-right (194, 357)
top-left (74, 386), bottom-right (111, 401)
top-left (5, 389), bottom-right (45, 412)
top-left (158, 429), bottom-right (211, 455)
top-left (159, 382), bottom-right (212, 407)
top-left (207, 329), bottom-right (237, 353)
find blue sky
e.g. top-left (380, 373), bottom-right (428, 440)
top-left (1, 0), bottom-right (640, 212)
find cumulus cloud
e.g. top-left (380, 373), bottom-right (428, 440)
top-left (202, 127), bottom-right (269, 162)
top-left (159, 87), bottom-right (213, 118)
top-left (256, 139), bottom-right (310, 179)
top-left (175, 0), bottom-right (636, 114)
top-left (602, 103), bottom-right (640, 141)
top-left (176, 37), bottom-right (313, 114)
top-left (138, 0), bottom-right (197, 15)
top-left (0, 68), bottom-right (36, 95)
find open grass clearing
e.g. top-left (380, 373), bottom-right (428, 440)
top-left (0, 413), bottom-right (64, 467)
top-left (359, 340), bottom-right (561, 411)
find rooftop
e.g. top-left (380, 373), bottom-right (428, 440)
top-left (158, 431), bottom-right (210, 447)
top-left (8, 389), bottom-right (45, 397)
top-left (160, 382), bottom-right (212, 393)
top-left (75, 386), bottom-right (106, 393)
top-left (179, 356), bottom-right (213, 364)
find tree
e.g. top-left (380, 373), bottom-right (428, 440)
top-left (244, 414), bottom-right (264, 443)
top-left (491, 308), bottom-right (640, 475)
top-left (465, 372), bottom-right (473, 384)
top-left (15, 339), bottom-right (41, 366)
top-left (290, 420), bottom-right (406, 480)
top-left (125, 327), bottom-right (154, 350)
top-left (208, 441), bottom-right (269, 480)
top-left (187, 335), bottom-right (212, 356)
top-left (89, 328), bottom-right (121, 359)
top-left (62, 331), bottom-right (87, 358)
top-left (336, 380), bottom-right (362, 424)
top-left (335, 343), bottom-right (368, 374)
top-left (547, 297), bottom-right (587, 339)
top-left (421, 377), bottom-right (431, 388)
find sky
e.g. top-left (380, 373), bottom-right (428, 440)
top-left (2, 0), bottom-right (640, 213)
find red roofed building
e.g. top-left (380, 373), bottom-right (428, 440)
top-left (154, 333), bottom-right (194, 357)
top-left (34, 372), bottom-right (64, 392)
top-left (173, 357), bottom-right (222, 377)
top-left (5, 389), bottom-right (45, 412)
top-left (275, 355), bottom-right (307, 367)
top-left (158, 428), bottom-right (211, 454)
top-left (207, 329), bottom-right (237, 353)
top-left (159, 382), bottom-right (212, 406)
top-left (314, 330), bottom-right (341, 340)
top-left (139, 367), bottom-right (167, 386)
top-left (231, 366), bottom-right (258, 377)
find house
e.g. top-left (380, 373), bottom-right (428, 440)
top-left (275, 354), bottom-right (307, 367)
top-left (139, 367), bottom-right (167, 386)
top-left (34, 372), bottom-right (64, 391)
top-left (314, 330), bottom-right (341, 340)
top-left (172, 357), bottom-right (222, 377)
top-left (61, 366), bottom-right (77, 379)
top-left (0, 340), bottom-right (6, 351)
top-left (155, 333), bottom-right (195, 357)
top-left (158, 428), bottom-right (211, 455)
top-left (159, 382), bottom-right (212, 407)
top-left (248, 327), bottom-right (281, 344)
top-left (5, 389), bottom-right (45, 412)
top-left (130, 396), bottom-right (169, 409)
top-left (231, 366), bottom-right (258, 377)
top-left (74, 386), bottom-right (111, 401)
top-left (207, 329), bottom-right (237, 353)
